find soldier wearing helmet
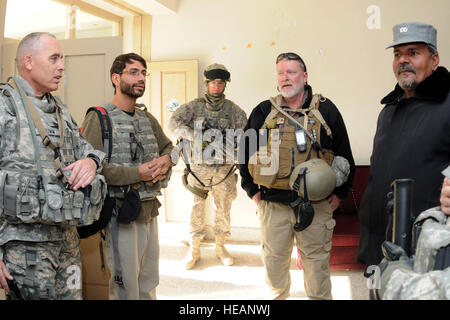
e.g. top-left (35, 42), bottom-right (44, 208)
top-left (239, 52), bottom-right (355, 300)
top-left (169, 63), bottom-right (247, 269)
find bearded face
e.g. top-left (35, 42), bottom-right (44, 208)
top-left (120, 78), bottom-right (145, 99)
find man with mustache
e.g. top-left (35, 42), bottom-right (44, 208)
top-left (357, 22), bottom-right (450, 275)
top-left (0, 32), bottom-right (106, 299)
top-left (239, 52), bottom-right (355, 299)
top-left (81, 53), bottom-right (174, 299)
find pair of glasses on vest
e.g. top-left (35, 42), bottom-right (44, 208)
top-left (130, 133), bottom-right (144, 161)
top-left (276, 52), bottom-right (307, 72)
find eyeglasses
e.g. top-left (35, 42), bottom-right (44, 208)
top-left (276, 52), bottom-right (307, 71)
top-left (120, 68), bottom-right (150, 77)
top-left (208, 80), bottom-right (226, 87)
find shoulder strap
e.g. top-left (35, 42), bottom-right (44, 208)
top-left (9, 76), bottom-right (69, 188)
top-left (308, 94), bottom-right (332, 138)
top-left (261, 108), bottom-right (280, 129)
top-left (86, 106), bottom-right (112, 163)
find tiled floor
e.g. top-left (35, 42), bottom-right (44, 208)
top-left (0, 220), bottom-right (371, 301)
top-left (157, 221), bottom-right (370, 300)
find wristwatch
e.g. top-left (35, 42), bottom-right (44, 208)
top-left (88, 154), bottom-right (102, 172)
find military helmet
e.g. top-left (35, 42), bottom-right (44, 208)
top-left (204, 63), bottom-right (231, 82)
top-left (289, 158), bottom-right (336, 201)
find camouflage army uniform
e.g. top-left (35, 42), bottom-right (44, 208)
top-left (382, 207), bottom-right (450, 299)
top-left (0, 77), bottom-right (105, 300)
top-left (169, 96), bottom-right (247, 239)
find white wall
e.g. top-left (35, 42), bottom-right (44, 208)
top-left (151, 0), bottom-right (450, 165)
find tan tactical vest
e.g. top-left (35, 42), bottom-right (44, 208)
top-left (193, 97), bottom-right (234, 131)
top-left (0, 81), bottom-right (106, 226)
top-left (194, 98), bottom-right (236, 163)
top-left (102, 103), bottom-right (163, 200)
top-left (248, 94), bottom-right (334, 190)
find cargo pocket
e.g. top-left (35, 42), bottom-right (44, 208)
top-left (16, 177), bottom-right (40, 223)
top-left (323, 218), bottom-right (336, 253)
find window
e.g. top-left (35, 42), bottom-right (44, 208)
top-left (5, 0), bottom-right (67, 40)
top-left (76, 9), bottom-right (117, 39)
top-left (4, 0), bottom-right (120, 40)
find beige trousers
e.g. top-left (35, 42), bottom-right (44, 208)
top-left (258, 199), bottom-right (335, 300)
top-left (105, 217), bottom-right (159, 300)
top-left (188, 164), bottom-right (237, 238)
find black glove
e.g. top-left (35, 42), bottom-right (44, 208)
top-left (375, 241), bottom-right (413, 300)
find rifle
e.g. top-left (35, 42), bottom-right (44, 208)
top-left (370, 178), bottom-right (415, 300)
top-left (387, 179), bottom-right (414, 257)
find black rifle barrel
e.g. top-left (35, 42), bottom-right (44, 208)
top-left (391, 179), bottom-right (414, 256)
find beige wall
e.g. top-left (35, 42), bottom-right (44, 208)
top-left (150, 0), bottom-right (450, 165)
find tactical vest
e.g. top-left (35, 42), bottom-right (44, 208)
top-left (102, 103), bottom-right (163, 200)
top-left (190, 98), bottom-right (235, 164)
top-left (248, 94), bottom-right (334, 190)
top-left (193, 97), bottom-right (234, 131)
top-left (0, 80), bottom-right (106, 227)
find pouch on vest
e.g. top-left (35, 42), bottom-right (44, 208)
top-left (44, 184), bottom-right (64, 223)
top-left (117, 188), bottom-right (141, 224)
top-left (78, 194), bottom-right (115, 238)
top-left (77, 175), bottom-right (107, 226)
top-left (248, 145), bottom-right (279, 187)
top-left (15, 177), bottom-right (42, 224)
top-left (248, 134), bottom-right (296, 190)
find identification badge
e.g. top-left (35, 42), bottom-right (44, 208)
top-left (295, 127), bottom-right (307, 152)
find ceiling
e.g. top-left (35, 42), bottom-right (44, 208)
top-left (80, 0), bottom-right (179, 16)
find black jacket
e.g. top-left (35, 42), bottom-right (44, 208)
top-left (357, 66), bottom-right (450, 267)
top-left (238, 85), bottom-right (355, 204)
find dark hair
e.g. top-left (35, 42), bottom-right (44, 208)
top-left (276, 52), bottom-right (307, 72)
top-left (110, 53), bottom-right (147, 90)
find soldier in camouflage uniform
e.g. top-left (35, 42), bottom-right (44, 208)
top-left (0, 32), bottom-right (106, 300)
top-left (376, 166), bottom-right (450, 299)
top-left (380, 209), bottom-right (449, 298)
top-left (169, 63), bottom-right (247, 269)
top-left (82, 53), bottom-right (174, 299)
